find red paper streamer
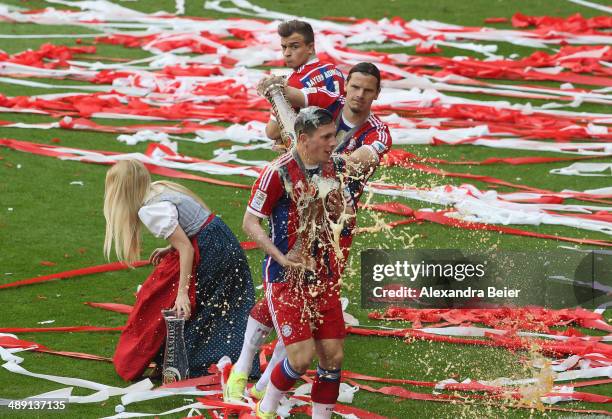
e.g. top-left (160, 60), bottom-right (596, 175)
top-left (484, 17), bottom-right (509, 24)
top-left (0, 335), bottom-right (112, 362)
top-left (85, 302), bottom-right (133, 314)
top-left (347, 326), bottom-right (612, 360)
top-left (511, 13), bottom-right (612, 33)
top-left (0, 260), bottom-right (149, 290)
top-left (0, 138), bottom-right (253, 190)
top-left (414, 209), bottom-right (612, 247)
top-left (361, 202), bottom-right (612, 248)
top-left (368, 306), bottom-right (612, 333)
top-left (383, 148), bottom-right (607, 167)
top-left (0, 326), bottom-right (124, 333)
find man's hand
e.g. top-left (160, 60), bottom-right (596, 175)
top-left (284, 237), bottom-right (316, 272)
top-left (279, 253), bottom-right (308, 269)
top-left (324, 188), bottom-right (345, 221)
top-left (257, 75), bottom-right (287, 97)
top-left (344, 146), bottom-right (379, 179)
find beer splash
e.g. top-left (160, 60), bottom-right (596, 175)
top-left (357, 172), bottom-right (419, 250)
top-left (279, 170), bottom-right (344, 325)
top-left (515, 344), bottom-right (554, 411)
top-left (278, 153), bottom-right (423, 329)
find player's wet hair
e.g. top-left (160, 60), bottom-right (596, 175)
top-left (277, 20), bottom-right (315, 45)
top-left (347, 62), bottom-right (381, 90)
top-left (294, 107), bottom-right (334, 137)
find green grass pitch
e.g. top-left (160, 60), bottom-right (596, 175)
top-left (0, 0), bottom-right (610, 417)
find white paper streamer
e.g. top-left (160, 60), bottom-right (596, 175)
top-left (53, 146), bottom-right (261, 177)
top-left (102, 401), bottom-right (211, 419)
top-left (436, 366), bottom-right (612, 393)
top-left (0, 346), bottom-right (26, 364)
top-left (366, 183), bottom-right (612, 235)
top-left (417, 326), bottom-right (612, 343)
top-left (121, 388), bottom-right (220, 406)
top-left (565, 0), bottom-right (612, 14)
top-left (550, 163), bottom-right (612, 176)
top-left (1, 361), bottom-right (154, 404)
top-left (175, 0), bottom-right (185, 15)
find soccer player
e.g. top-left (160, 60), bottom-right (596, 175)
top-left (243, 108), bottom-right (352, 419)
top-left (283, 62), bottom-right (391, 190)
top-left (265, 19), bottom-right (345, 142)
top-left (223, 21), bottom-right (346, 403)
top-left (224, 63), bottom-right (391, 405)
top-left (286, 62), bottom-right (392, 263)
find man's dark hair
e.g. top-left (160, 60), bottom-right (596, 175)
top-left (277, 20), bottom-right (315, 45)
top-left (294, 107), bottom-right (334, 137)
top-left (347, 62), bottom-right (381, 90)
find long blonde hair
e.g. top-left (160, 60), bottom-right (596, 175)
top-left (103, 160), bottom-right (209, 265)
top-left (104, 160), bottom-right (150, 265)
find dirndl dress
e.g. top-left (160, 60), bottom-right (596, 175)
top-left (113, 191), bottom-right (256, 380)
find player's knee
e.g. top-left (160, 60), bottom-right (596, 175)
top-left (323, 354), bottom-right (343, 370)
top-left (320, 347), bottom-right (343, 370)
top-left (287, 349), bottom-right (314, 374)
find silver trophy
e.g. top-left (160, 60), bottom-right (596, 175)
top-left (258, 75), bottom-right (297, 151)
top-left (161, 309), bottom-right (189, 384)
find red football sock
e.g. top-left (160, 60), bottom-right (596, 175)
top-left (311, 366), bottom-right (341, 405)
top-left (270, 358), bottom-right (300, 391)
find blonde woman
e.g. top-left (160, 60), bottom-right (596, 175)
top-left (104, 159), bottom-right (256, 381)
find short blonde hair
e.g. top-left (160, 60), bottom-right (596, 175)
top-left (103, 160), bottom-right (150, 265)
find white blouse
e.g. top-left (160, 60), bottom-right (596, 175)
top-left (138, 201), bottom-right (179, 239)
